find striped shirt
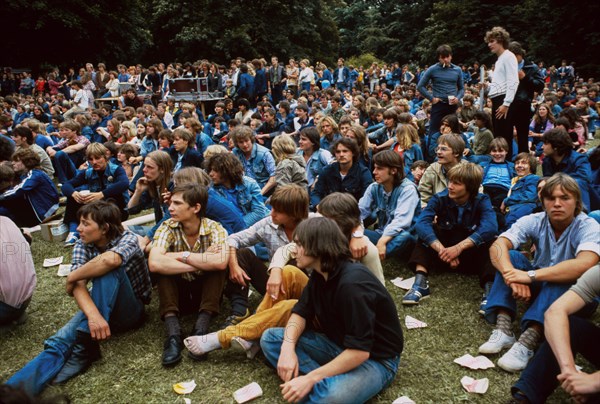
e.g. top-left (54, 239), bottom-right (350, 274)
top-left (153, 217), bottom-right (228, 281)
top-left (71, 230), bottom-right (151, 304)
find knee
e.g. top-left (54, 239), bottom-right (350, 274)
top-left (260, 327), bottom-right (285, 352)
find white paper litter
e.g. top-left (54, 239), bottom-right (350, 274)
top-left (392, 396), bottom-right (416, 404)
top-left (454, 354), bottom-right (495, 370)
top-left (461, 376), bottom-right (489, 394)
top-left (233, 382), bottom-right (263, 403)
top-left (57, 264), bottom-right (72, 277)
top-left (405, 315), bottom-right (428, 329)
top-left (391, 276), bottom-right (415, 290)
top-left (43, 256), bottom-right (64, 267)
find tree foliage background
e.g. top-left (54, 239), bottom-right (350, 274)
top-left (1, 0), bottom-right (598, 76)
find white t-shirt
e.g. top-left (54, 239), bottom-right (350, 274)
top-left (74, 88), bottom-right (91, 109)
top-left (488, 50), bottom-right (519, 106)
top-left (0, 217), bottom-right (36, 307)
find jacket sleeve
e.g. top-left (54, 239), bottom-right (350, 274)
top-left (383, 183), bottom-right (420, 237)
top-left (359, 165), bottom-right (373, 198)
top-left (469, 195), bottom-right (499, 246)
top-left (358, 183), bottom-right (375, 222)
top-left (0, 172), bottom-right (40, 201)
top-left (416, 193), bottom-right (441, 245)
top-left (243, 180), bottom-right (270, 227)
top-left (62, 170), bottom-right (87, 197)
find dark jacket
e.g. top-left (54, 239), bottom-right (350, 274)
top-left (310, 161), bottom-right (373, 209)
top-left (514, 60), bottom-right (545, 104)
top-left (416, 190), bottom-right (498, 247)
top-left (169, 147), bottom-right (204, 169)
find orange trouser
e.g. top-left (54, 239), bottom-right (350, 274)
top-left (218, 265), bottom-right (308, 349)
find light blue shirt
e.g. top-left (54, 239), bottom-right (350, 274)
top-left (501, 212), bottom-right (600, 269)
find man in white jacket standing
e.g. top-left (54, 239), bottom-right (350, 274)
top-left (485, 26), bottom-right (519, 158)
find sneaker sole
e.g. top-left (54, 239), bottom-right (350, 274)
top-left (497, 359), bottom-right (526, 373)
top-left (401, 295), bottom-right (430, 305)
top-left (478, 342), bottom-right (515, 355)
top-left (187, 351), bottom-right (208, 362)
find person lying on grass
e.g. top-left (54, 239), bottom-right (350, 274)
top-left (479, 173), bottom-right (599, 373)
top-left (6, 200), bottom-right (151, 395)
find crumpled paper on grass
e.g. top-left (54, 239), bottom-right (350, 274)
top-left (173, 380), bottom-right (196, 395)
top-left (233, 382), bottom-right (263, 403)
top-left (454, 354), bottom-right (495, 370)
top-left (460, 376), bottom-right (489, 394)
top-left (391, 277), bottom-right (415, 290)
top-left (392, 396), bottom-right (416, 404)
top-left (405, 315), bottom-right (427, 329)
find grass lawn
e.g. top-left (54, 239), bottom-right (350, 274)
top-left (3, 233), bottom-right (595, 404)
top-left (2, 136), bottom-right (598, 403)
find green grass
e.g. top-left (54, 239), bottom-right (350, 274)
top-left (2, 234), bottom-right (594, 404)
top-left (2, 135), bottom-right (599, 403)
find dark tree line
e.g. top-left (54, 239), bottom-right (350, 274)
top-left (1, 0), bottom-right (598, 76)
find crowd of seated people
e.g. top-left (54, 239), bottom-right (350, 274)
top-left (2, 33), bottom-right (600, 402)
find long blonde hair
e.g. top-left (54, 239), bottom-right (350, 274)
top-left (145, 150), bottom-right (173, 202)
top-left (272, 134), bottom-right (297, 163)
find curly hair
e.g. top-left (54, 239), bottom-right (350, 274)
top-left (205, 152), bottom-right (244, 186)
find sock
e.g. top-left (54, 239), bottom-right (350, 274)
top-left (165, 315), bottom-right (181, 337)
top-left (184, 331), bottom-right (222, 355)
top-left (496, 313), bottom-right (514, 337)
top-left (518, 327), bottom-right (541, 351)
top-left (415, 271), bottom-right (428, 288)
top-left (194, 311), bottom-right (212, 335)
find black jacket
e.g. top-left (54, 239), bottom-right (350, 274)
top-left (513, 60), bottom-right (545, 104)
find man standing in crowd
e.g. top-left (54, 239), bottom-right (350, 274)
top-left (417, 44), bottom-right (464, 141)
top-left (484, 26), bottom-right (519, 158)
top-left (268, 56), bottom-right (287, 106)
top-left (507, 41), bottom-right (545, 154)
top-left (333, 58), bottom-right (350, 92)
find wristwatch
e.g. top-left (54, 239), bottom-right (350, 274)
top-left (352, 229), bottom-right (364, 238)
top-left (527, 270), bottom-right (536, 283)
top-left (182, 251), bottom-right (191, 264)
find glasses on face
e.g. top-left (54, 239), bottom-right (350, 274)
top-left (436, 146), bottom-right (451, 152)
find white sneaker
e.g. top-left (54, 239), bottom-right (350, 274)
top-left (478, 329), bottom-right (516, 354)
top-left (230, 336), bottom-right (260, 359)
top-left (498, 342), bottom-right (534, 372)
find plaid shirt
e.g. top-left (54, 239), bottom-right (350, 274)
top-left (54, 135), bottom-right (90, 151)
top-left (71, 230), bottom-right (152, 304)
top-left (153, 217), bottom-right (228, 281)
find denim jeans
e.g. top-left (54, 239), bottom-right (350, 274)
top-left (513, 316), bottom-right (600, 403)
top-left (428, 102), bottom-right (457, 137)
top-left (365, 229), bottom-right (416, 259)
top-left (52, 151), bottom-right (79, 184)
top-left (484, 250), bottom-right (571, 330)
top-left (261, 328), bottom-right (399, 403)
top-left (6, 266), bottom-right (144, 396)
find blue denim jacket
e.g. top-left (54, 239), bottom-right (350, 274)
top-left (297, 148), bottom-right (333, 187)
top-left (504, 174), bottom-right (540, 208)
top-left (139, 137), bottom-right (159, 157)
top-left (416, 190), bottom-right (498, 247)
top-left (542, 150), bottom-right (592, 211)
top-left (359, 178), bottom-right (421, 237)
top-left (233, 143), bottom-right (276, 190)
top-left (212, 176), bottom-right (270, 228)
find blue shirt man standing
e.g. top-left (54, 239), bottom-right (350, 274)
top-left (417, 44), bottom-right (464, 139)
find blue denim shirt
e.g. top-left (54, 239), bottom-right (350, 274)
top-left (359, 178), bottom-right (421, 237)
top-left (416, 190), bottom-right (498, 247)
top-left (233, 143), bottom-right (276, 190)
top-left (212, 176), bottom-right (270, 228)
top-left (297, 148), bottom-right (333, 187)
